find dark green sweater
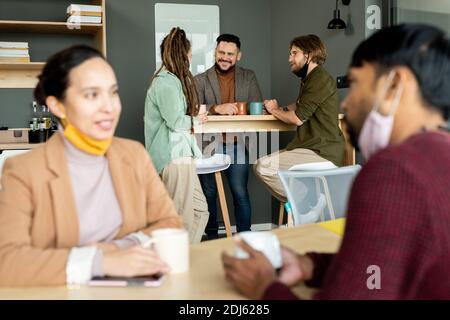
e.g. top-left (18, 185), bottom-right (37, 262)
top-left (286, 65), bottom-right (345, 166)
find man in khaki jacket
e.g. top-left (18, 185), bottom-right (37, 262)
top-left (255, 34), bottom-right (345, 202)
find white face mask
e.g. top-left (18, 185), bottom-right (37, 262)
top-left (358, 71), bottom-right (404, 160)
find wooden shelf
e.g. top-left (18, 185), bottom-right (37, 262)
top-left (0, 63), bottom-right (44, 88)
top-left (0, 20), bottom-right (102, 35)
top-left (0, 143), bottom-right (43, 151)
top-left (0, 62), bottom-right (45, 70)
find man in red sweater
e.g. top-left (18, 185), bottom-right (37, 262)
top-left (222, 24), bottom-right (450, 300)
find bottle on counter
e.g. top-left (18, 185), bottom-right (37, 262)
top-left (39, 119), bottom-right (45, 131)
top-left (31, 101), bottom-right (40, 131)
top-left (29, 101), bottom-right (48, 143)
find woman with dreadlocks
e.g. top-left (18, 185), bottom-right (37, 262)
top-left (144, 27), bottom-right (209, 244)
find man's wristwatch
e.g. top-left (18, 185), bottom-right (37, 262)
top-left (282, 106), bottom-right (289, 112)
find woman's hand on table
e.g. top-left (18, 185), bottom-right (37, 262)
top-left (222, 238), bottom-right (277, 299)
top-left (277, 246), bottom-right (314, 287)
top-left (215, 103), bottom-right (238, 115)
top-left (102, 246), bottom-right (170, 277)
top-left (263, 99), bottom-right (279, 114)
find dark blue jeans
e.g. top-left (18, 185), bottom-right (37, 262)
top-left (199, 142), bottom-right (252, 239)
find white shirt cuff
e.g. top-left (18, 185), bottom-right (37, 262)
top-left (113, 237), bottom-right (139, 250)
top-left (66, 247), bottom-right (98, 285)
top-left (128, 231), bottom-right (152, 247)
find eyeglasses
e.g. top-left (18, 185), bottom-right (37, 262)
top-left (289, 50), bottom-right (303, 57)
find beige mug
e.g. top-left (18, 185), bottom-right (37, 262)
top-left (150, 228), bottom-right (190, 274)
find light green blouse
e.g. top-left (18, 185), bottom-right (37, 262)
top-left (144, 69), bottom-right (202, 173)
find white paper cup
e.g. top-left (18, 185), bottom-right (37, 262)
top-left (234, 231), bottom-right (282, 269)
top-left (151, 228), bottom-right (189, 274)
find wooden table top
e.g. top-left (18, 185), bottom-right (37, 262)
top-left (0, 224), bottom-right (341, 300)
top-left (195, 115), bottom-right (297, 133)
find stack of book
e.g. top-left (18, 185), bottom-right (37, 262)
top-left (67, 4), bottom-right (102, 24)
top-left (0, 42), bottom-right (30, 63)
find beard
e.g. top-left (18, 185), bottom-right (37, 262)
top-left (343, 96), bottom-right (375, 152)
top-left (292, 62), bottom-right (309, 79)
top-left (215, 60), bottom-right (235, 73)
top-left (343, 116), bottom-right (361, 152)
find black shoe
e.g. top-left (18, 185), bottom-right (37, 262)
top-left (206, 233), bottom-right (219, 241)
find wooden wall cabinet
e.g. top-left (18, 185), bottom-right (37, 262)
top-left (0, 0), bottom-right (106, 89)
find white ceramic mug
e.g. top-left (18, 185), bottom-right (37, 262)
top-left (199, 104), bottom-right (207, 115)
top-left (234, 231), bottom-right (282, 269)
top-left (150, 228), bottom-right (189, 274)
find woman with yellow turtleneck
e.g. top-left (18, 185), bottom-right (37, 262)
top-left (0, 45), bottom-right (183, 287)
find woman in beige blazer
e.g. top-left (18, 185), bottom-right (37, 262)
top-left (0, 45), bottom-right (183, 287)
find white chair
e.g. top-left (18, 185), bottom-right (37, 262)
top-left (289, 161), bottom-right (338, 171)
top-left (0, 149), bottom-right (31, 189)
top-left (277, 161), bottom-right (337, 225)
top-left (195, 154), bottom-right (233, 238)
top-left (278, 164), bottom-right (361, 226)
top-left (0, 149), bottom-right (31, 175)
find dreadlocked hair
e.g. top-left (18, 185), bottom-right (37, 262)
top-left (153, 27), bottom-right (199, 132)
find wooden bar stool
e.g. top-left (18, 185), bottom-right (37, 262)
top-left (278, 202), bottom-right (285, 226)
top-left (196, 154), bottom-right (233, 238)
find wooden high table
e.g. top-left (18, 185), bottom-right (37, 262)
top-left (194, 115), bottom-right (296, 133)
top-left (194, 115), bottom-right (298, 237)
top-left (0, 224), bottom-right (341, 300)
top-left (195, 114), bottom-right (354, 166)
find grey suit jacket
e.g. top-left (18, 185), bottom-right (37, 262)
top-left (194, 65), bottom-right (263, 111)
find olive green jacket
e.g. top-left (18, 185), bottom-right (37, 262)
top-left (144, 69), bottom-right (202, 173)
top-left (287, 66), bottom-right (345, 166)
